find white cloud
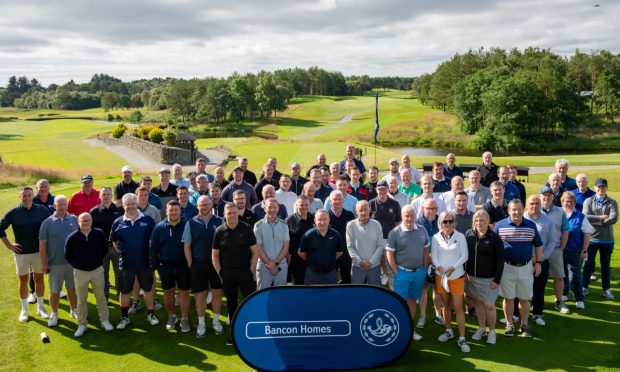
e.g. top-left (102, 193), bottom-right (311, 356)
top-left (0, 0), bottom-right (617, 85)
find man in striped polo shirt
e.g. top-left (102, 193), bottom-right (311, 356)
top-left (495, 199), bottom-right (543, 338)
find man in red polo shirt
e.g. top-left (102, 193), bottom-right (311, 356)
top-left (68, 175), bottom-right (101, 216)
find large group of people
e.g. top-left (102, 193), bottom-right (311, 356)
top-left (0, 145), bottom-right (617, 352)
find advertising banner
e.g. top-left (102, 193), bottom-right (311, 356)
top-left (233, 285), bottom-right (413, 371)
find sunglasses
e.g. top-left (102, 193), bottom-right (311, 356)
top-left (442, 220), bottom-right (455, 225)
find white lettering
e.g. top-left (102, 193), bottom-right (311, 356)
top-left (264, 325), bottom-right (298, 335)
top-left (300, 324), bottom-right (332, 334)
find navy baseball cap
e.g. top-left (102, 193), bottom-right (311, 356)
top-left (594, 178), bottom-right (608, 187)
top-left (540, 186), bottom-right (553, 194)
top-left (376, 180), bottom-right (389, 189)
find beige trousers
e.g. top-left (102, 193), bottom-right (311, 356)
top-left (74, 266), bottom-right (109, 326)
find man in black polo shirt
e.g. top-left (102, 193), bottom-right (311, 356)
top-left (369, 181), bottom-right (402, 239)
top-left (327, 190), bottom-right (355, 284)
top-left (286, 196), bottom-right (315, 284)
top-left (209, 183), bottom-right (226, 218)
top-left (483, 181), bottom-right (508, 227)
top-left (290, 163), bottom-right (309, 196)
top-left (153, 168), bottom-right (178, 217)
top-left (1, 186), bottom-right (51, 322)
top-left (298, 209), bottom-right (344, 285)
top-left (233, 190), bottom-right (258, 227)
top-left (212, 202), bottom-right (258, 346)
top-left (227, 157), bottom-right (258, 186)
top-left (90, 186), bottom-right (124, 300)
top-left (255, 163), bottom-right (280, 202)
top-left (114, 165), bottom-right (139, 207)
top-left (476, 151), bottom-right (499, 188)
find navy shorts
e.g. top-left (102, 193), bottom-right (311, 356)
top-left (119, 269), bottom-right (154, 294)
top-left (190, 261), bottom-right (222, 293)
top-left (158, 262), bottom-right (191, 291)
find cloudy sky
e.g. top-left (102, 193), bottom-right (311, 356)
top-left (0, 0), bottom-right (617, 85)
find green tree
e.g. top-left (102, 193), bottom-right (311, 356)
top-left (166, 80), bottom-right (195, 123)
top-left (101, 92), bottom-right (118, 111)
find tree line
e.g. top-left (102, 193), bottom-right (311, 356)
top-left (411, 47), bottom-right (620, 150)
top-left (0, 68), bottom-right (413, 123)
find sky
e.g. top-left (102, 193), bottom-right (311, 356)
top-left (0, 0), bottom-right (617, 86)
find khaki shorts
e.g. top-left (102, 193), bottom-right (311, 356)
top-left (49, 264), bottom-right (75, 293)
top-left (548, 249), bottom-right (565, 279)
top-left (14, 253), bottom-right (42, 276)
top-left (500, 262), bottom-right (533, 300)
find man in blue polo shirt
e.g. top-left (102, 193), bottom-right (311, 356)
top-left (150, 200), bottom-right (190, 333)
top-left (495, 199), bottom-right (543, 338)
top-left (1, 186), bottom-right (51, 322)
top-left (340, 144), bottom-right (366, 178)
top-left (298, 209), bottom-right (344, 285)
top-left (183, 196), bottom-right (225, 338)
top-left (111, 193), bottom-right (158, 329)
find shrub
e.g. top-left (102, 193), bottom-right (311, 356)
top-left (115, 114), bottom-right (122, 121)
top-left (111, 123), bottom-right (128, 138)
top-left (138, 125), bottom-right (155, 138)
top-left (163, 128), bottom-right (177, 146)
top-left (148, 127), bottom-right (164, 143)
top-left (106, 113), bottom-right (114, 122)
top-left (129, 110), bottom-right (143, 123)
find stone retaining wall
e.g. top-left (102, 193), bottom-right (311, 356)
top-left (98, 133), bottom-right (195, 165)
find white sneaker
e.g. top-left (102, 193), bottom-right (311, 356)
top-left (212, 319), bottom-right (224, 335)
top-left (561, 295), bottom-right (569, 302)
top-left (576, 301), bottom-right (585, 309)
top-left (438, 329), bottom-right (454, 342)
top-left (153, 299), bottom-right (163, 311)
top-left (603, 289), bottom-right (615, 300)
top-left (486, 330), bottom-right (497, 344)
top-left (206, 291), bottom-right (213, 305)
top-left (499, 317), bottom-right (507, 324)
top-left (18, 309), bottom-right (29, 322)
top-left (147, 313), bottom-right (160, 326)
top-left (27, 292), bottom-right (37, 304)
top-left (37, 307), bottom-right (50, 319)
top-left (416, 316), bottom-right (426, 329)
top-left (70, 308), bottom-right (78, 320)
top-left (101, 321), bottom-right (114, 331)
top-left (74, 325), bottom-right (88, 338)
top-left (458, 338), bottom-right (471, 352)
top-left (47, 312), bottom-right (59, 327)
top-left (472, 328), bottom-right (487, 340)
top-left (116, 317), bottom-right (130, 329)
top-left (590, 274), bottom-right (597, 281)
top-left (413, 331), bottom-right (422, 341)
top-left (533, 315), bottom-right (546, 326)
top-left (60, 290), bottom-right (67, 299)
top-left (381, 274), bottom-right (389, 286)
top-left (196, 323), bottom-right (206, 339)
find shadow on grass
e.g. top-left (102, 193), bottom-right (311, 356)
top-left (276, 117), bottom-right (322, 129)
top-left (0, 133), bottom-right (23, 140)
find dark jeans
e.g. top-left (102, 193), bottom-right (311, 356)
top-left (564, 250), bottom-right (584, 301)
top-left (336, 251), bottom-right (352, 284)
top-left (532, 260), bottom-right (550, 316)
top-left (103, 246), bottom-right (120, 299)
top-left (582, 243), bottom-right (614, 291)
top-left (220, 267), bottom-right (256, 321)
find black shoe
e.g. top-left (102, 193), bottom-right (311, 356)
top-left (226, 336), bottom-right (234, 346)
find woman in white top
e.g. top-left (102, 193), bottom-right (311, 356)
top-left (431, 211), bottom-right (470, 353)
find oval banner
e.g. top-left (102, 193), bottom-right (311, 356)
top-left (233, 285), bottom-right (413, 371)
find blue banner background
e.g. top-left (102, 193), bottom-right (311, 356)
top-left (233, 285), bottom-right (413, 371)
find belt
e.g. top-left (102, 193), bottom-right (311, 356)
top-left (505, 260), bottom-right (530, 267)
top-left (397, 266), bottom-right (423, 272)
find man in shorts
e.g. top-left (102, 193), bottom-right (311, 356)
top-left (111, 193), bottom-right (158, 329)
top-left (385, 205), bottom-right (430, 341)
top-left (1, 186), bottom-right (51, 322)
top-left (150, 200), bottom-right (191, 332)
top-left (183, 196), bottom-right (225, 338)
top-left (495, 200), bottom-right (543, 338)
top-left (39, 195), bottom-right (79, 326)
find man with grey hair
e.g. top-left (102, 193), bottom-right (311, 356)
top-left (441, 176), bottom-right (475, 213)
top-left (255, 162), bottom-right (279, 201)
top-left (346, 201), bottom-right (385, 285)
top-left (170, 163), bottom-right (190, 188)
top-left (498, 166), bottom-right (521, 202)
top-left (443, 153), bottom-right (463, 179)
top-left (465, 170), bottom-right (492, 209)
top-left (39, 194), bottom-right (79, 326)
top-left (387, 176), bottom-right (410, 208)
top-left (399, 154), bottom-right (421, 184)
top-left (251, 185), bottom-right (288, 220)
top-left (547, 173), bottom-right (566, 207)
top-left (573, 173), bottom-right (595, 212)
top-left (555, 159), bottom-right (577, 191)
top-left (189, 174), bottom-right (210, 205)
top-left (300, 182), bottom-right (324, 214)
top-left (386, 204), bottom-right (430, 341)
top-left (476, 151), bottom-right (499, 187)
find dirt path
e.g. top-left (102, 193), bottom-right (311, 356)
top-left (84, 139), bottom-right (228, 172)
top-left (295, 113), bottom-right (354, 140)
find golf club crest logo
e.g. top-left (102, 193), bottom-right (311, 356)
top-left (360, 309), bottom-right (399, 346)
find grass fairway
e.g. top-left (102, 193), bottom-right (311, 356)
top-left (0, 119), bottom-right (126, 174)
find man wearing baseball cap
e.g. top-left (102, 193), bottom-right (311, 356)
top-left (290, 163), bottom-right (308, 196)
top-left (153, 168), bottom-right (178, 217)
top-left (68, 175), bottom-right (101, 216)
top-left (114, 165), bottom-right (139, 207)
top-left (582, 178), bottom-right (618, 300)
top-left (381, 158), bottom-right (401, 183)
